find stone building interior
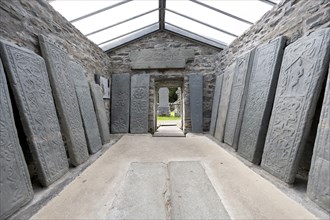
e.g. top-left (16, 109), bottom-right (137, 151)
top-left (0, 0), bottom-right (329, 219)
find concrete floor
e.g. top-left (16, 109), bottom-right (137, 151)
top-left (154, 125), bottom-right (185, 137)
top-left (32, 134), bottom-right (319, 219)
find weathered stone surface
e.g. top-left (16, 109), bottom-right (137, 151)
top-left (0, 58), bottom-right (33, 219)
top-left (90, 82), bottom-right (110, 144)
top-left (130, 48), bottom-right (194, 69)
top-left (111, 73), bottom-right (130, 133)
top-left (168, 161), bottom-right (230, 219)
top-left (0, 40), bottom-right (68, 186)
top-left (224, 50), bottom-right (254, 149)
top-left (214, 62), bottom-right (235, 142)
top-left (261, 28), bottom-right (330, 183)
top-left (189, 74), bottom-right (203, 133)
top-left (157, 87), bottom-right (170, 116)
top-left (238, 37), bottom-right (286, 164)
top-left (307, 64), bottom-right (330, 212)
top-left (130, 74), bottom-right (150, 134)
top-left (71, 61), bottom-right (102, 154)
top-left (38, 35), bottom-right (89, 166)
top-left (209, 74), bottom-right (224, 136)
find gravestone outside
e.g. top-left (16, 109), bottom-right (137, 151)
top-left (214, 62), bottom-right (235, 142)
top-left (224, 50), bottom-right (254, 149)
top-left (0, 58), bottom-right (33, 220)
top-left (0, 40), bottom-right (68, 186)
top-left (71, 61), bottom-right (102, 154)
top-left (189, 74), bottom-right (203, 133)
top-left (157, 87), bottom-right (170, 116)
top-left (261, 28), bottom-right (330, 183)
top-left (39, 35), bottom-right (89, 166)
top-left (307, 64), bottom-right (330, 212)
top-left (111, 73), bottom-right (130, 133)
top-left (209, 74), bottom-right (224, 136)
top-left (90, 82), bottom-right (110, 144)
top-left (238, 37), bottom-right (286, 164)
top-left (130, 74), bottom-right (150, 134)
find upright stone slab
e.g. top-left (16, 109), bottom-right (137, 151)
top-left (189, 74), bottom-right (203, 133)
top-left (157, 87), bottom-right (170, 116)
top-left (130, 74), bottom-right (150, 134)
top-left (71, 61), bottom-right (102, 154)
top-left (90, 82), bottom-right (110, 144)
top-left (238, 37), bottom-right (286, 164)
top-left (111, 73), bottom-right (130, 133)
top-left (261, 28), bottom-right (330, 183)
top-left (38, 35), bottom-right (89, 166)
top-left (0, 58), bottom-right (33, 220)
top-left (214, 62), bottom-right (235, 142)
top-left (307, 64), bottom-right (330, 212)
top-left (209, 74), bottom-right (224, 136)
top-left (224, 50), bottom-right (254, 149)
top-left (0, 40), bottom-right (68, 186)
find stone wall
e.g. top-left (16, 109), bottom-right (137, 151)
top-left (107, 31), bottom-right (220, 132)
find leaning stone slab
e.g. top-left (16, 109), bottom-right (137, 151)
top-left (224, 50), bottom-right (255, 149)
top-left (130, 74), bottom-right (150, 134)
top-left (39, 35), bottom-right (89, 166)
top-left (214, 62), bottom-right (235, 142)
top-left (130, 48), bottom-right (194, 69)
top-left (111, 73), bottom-right (130, 133)
top-left (71, 61), bottom-right (102, 154)
top-left (238, 37), bottom-right (286, 164)
top-left (90, 82), bottom-right (110, 144)
top-left (189, 73), bottom-right (203, 133)
top-left (168, 161), bottom-right (230, 219)
top-left (0, 40), bottom-right (68, 186)
top-left (261, 28), bottom-right (330, 183)
top-left (307, 64), bottom-right (330, 212)
top-left (0, 58), bottom-right (33, 220)
top-left (209, 74), bottom-right (224, 136)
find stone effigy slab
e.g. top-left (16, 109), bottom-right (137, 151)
top-left (90, 82), bottom-right (110, 144)
top-left (214, 62), bottom-right (235, 142)
top-left (0, 58), bottom-right (33, 220)
top-left (168, 161), bottom-right (230, 219)
top-left (189, 73), bottom-right (203, 133)
top-left (71, 61), bottom-right (102, 154)
top-left (39, 35), bottom-right (89, 166)
top-left (111, 73), bottom-right (130, 133)
top-left (307, 64), bottom-right (330, 212)
top-left (224, 50), bottom-right (254, 149)
top-left (237, 37), bottom-right (286, 164)
top-left (0, 40), bottom-right (68, 186)
top-left (130, 74), bottom-right (150, 134)
top-left (130, 48), bottom-right (194, 69)
top-left (209, 74), bottom-right (224, 136)
top-left (261, 28), bottom-right (330, 183)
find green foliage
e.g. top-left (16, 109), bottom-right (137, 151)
top-left (169, 88), bottom-right (178, 103)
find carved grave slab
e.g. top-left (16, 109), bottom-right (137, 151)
top-left (90, 82), bottom-right (110, 144)
top-left (307, 64), bottom-right (330, 212)
top-left (0, 40), bottom-right (68, 186)
top-left (71, 61), bottom-right (102, 153)
top-left (209, 74), bottom-right (223, 136)
top-left (189, 73), bottom-right (203, 133)
top-left (224, 50), bottom-right (254, 149)
top-left (261, 28), bottom-right (330, 183)
top-left (130, 48), bottom-right (194, 69)
top-left (38, 35), bottom-right (89, 166)
top-left (111, 73), bottom-right (130, 133)
top-left (0, 58), bottom-right (33, 219)
top-left (130, 74), bottom-right (150, 134)
top-left (237, 37), bottom-right (286, 163)
top-left (214, 62), bottom-right (235, 142)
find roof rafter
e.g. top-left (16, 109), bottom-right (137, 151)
top-left (159, 0), bottom-right (166, 30)
top-left (258, 0), bottom-right (277, 6)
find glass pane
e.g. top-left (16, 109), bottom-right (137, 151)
top-left (50, 0), bottom-right (123, 21)
top-left (194, 0), bottom-right (273, 23)
top-left (73, 1), bottom-right (158, 35)
top-left (166, 11), bottom-right (236, 45)
top-left (88, 11), bottom-right (159, 45)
